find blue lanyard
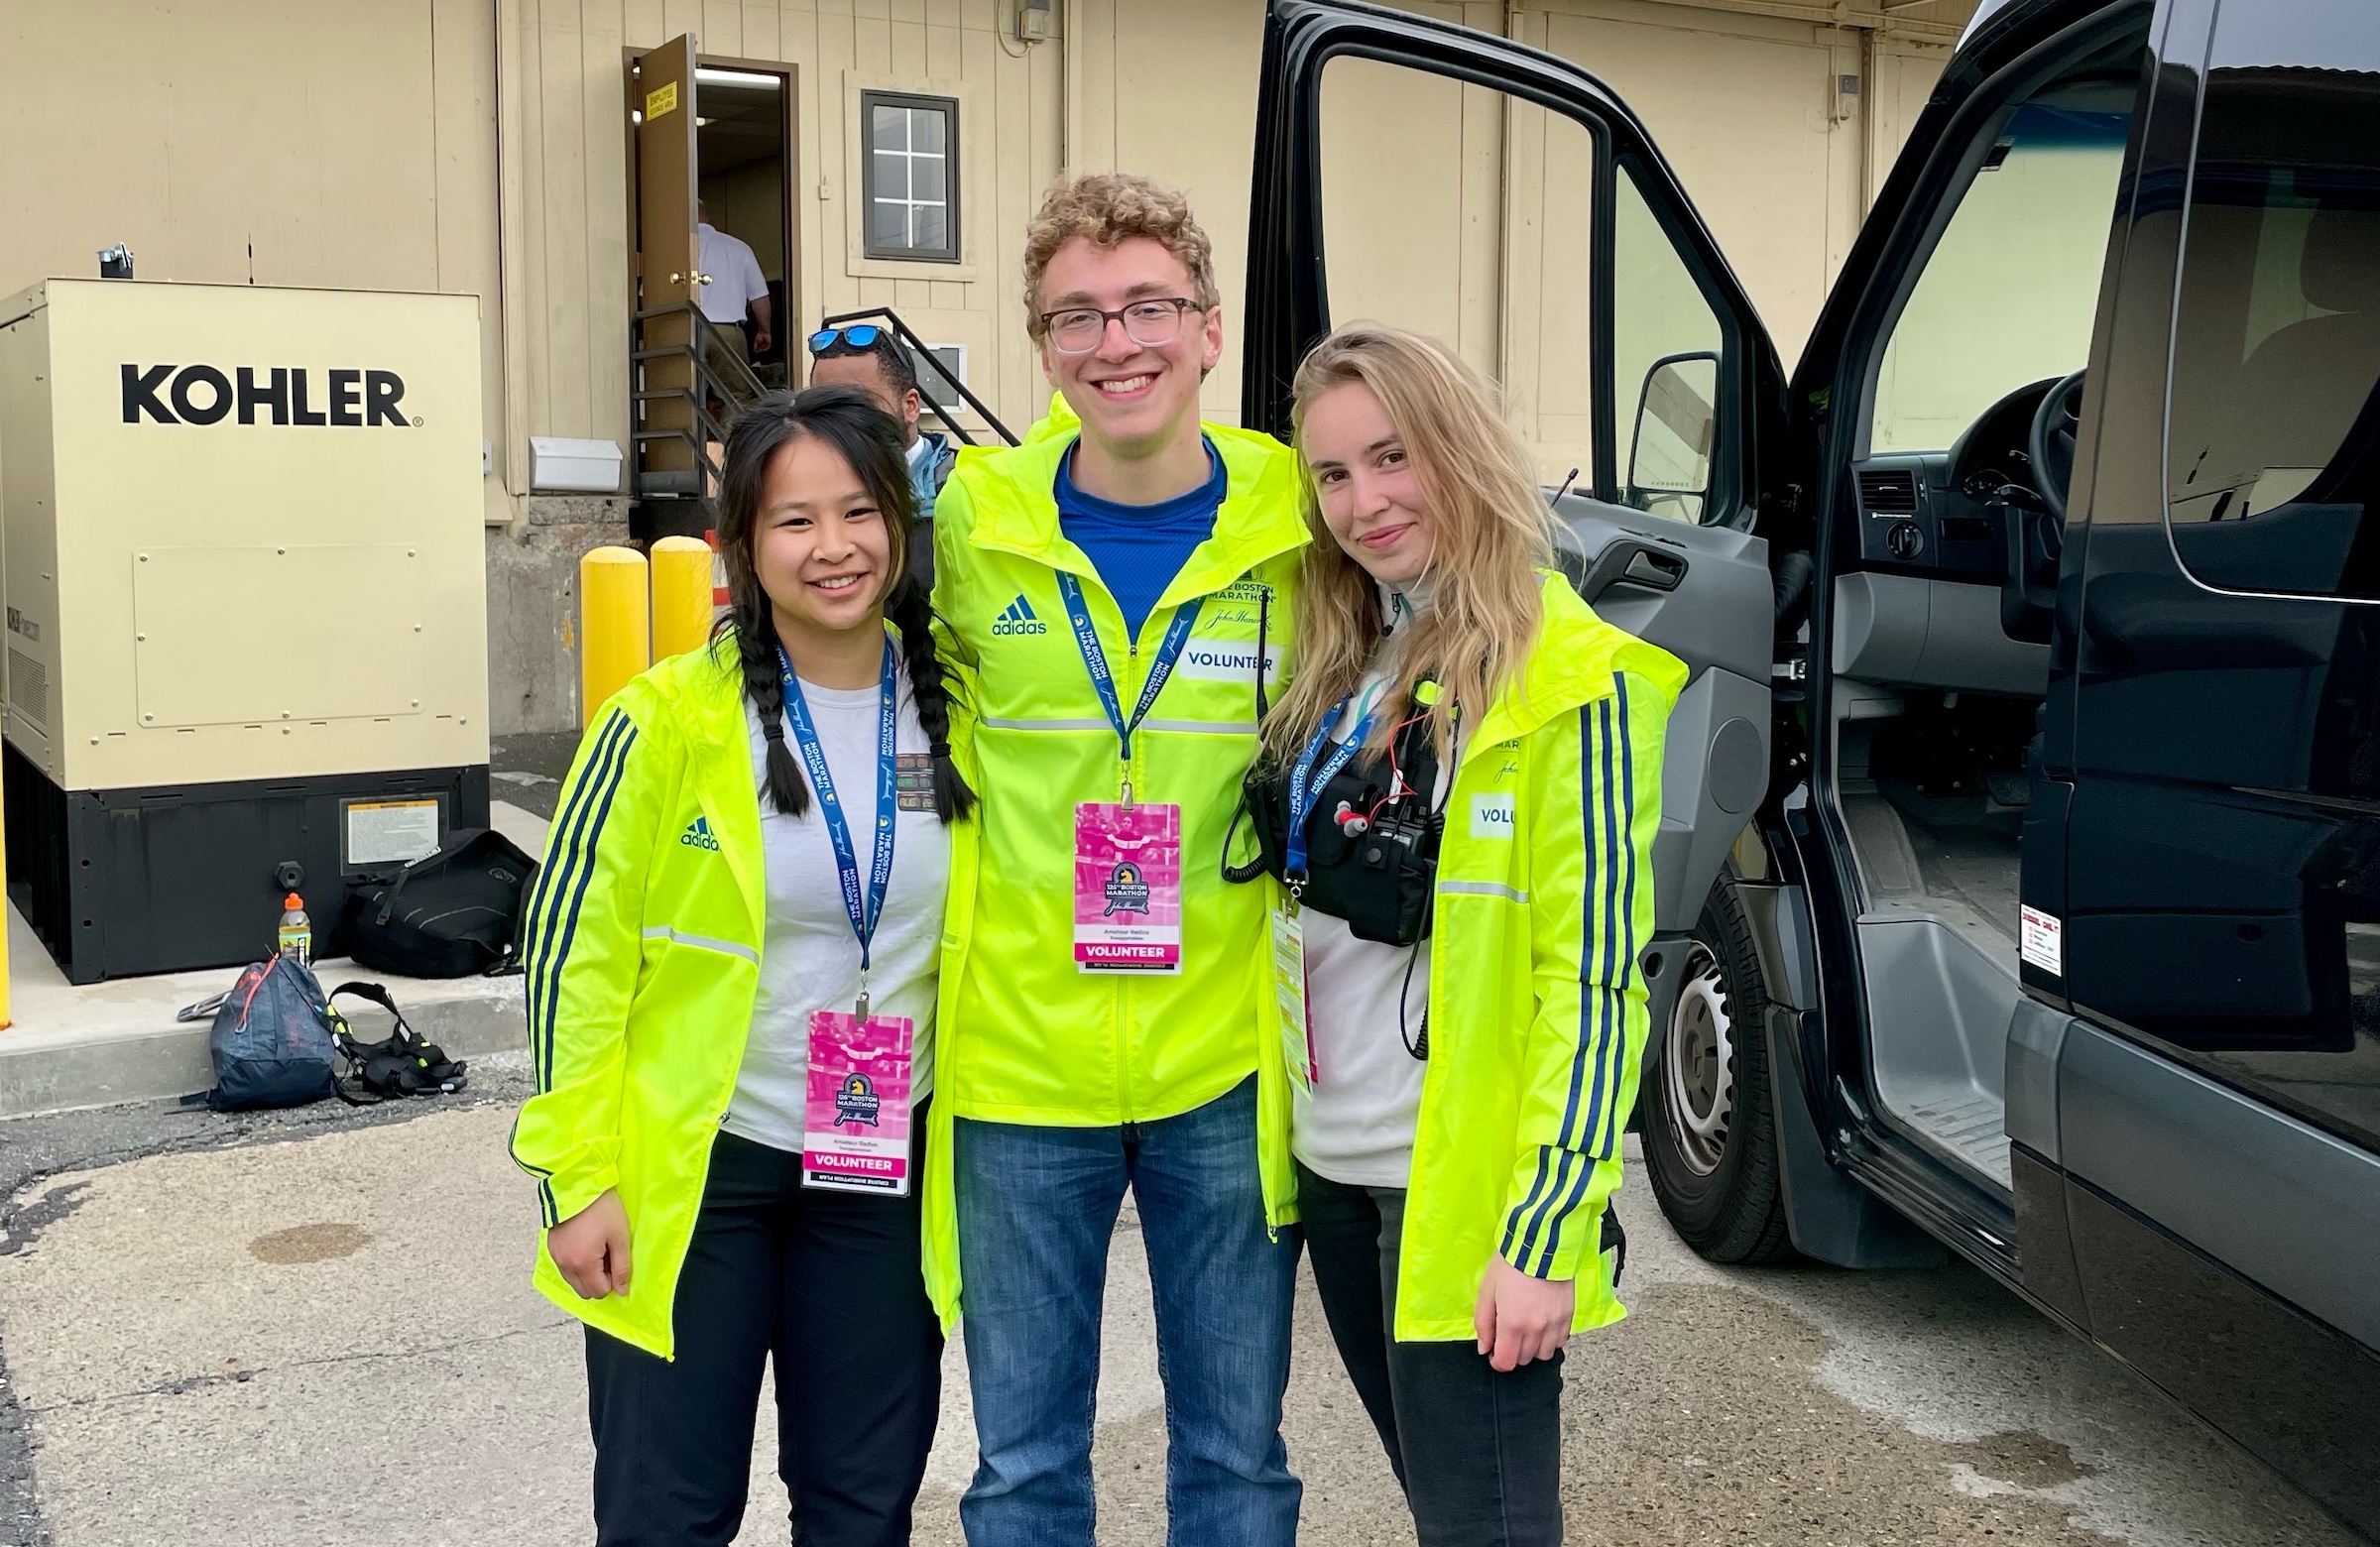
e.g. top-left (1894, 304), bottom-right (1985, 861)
top-left (1055, 571), bottom-right (1203, 802)
top-left (1284, 695), bottom-right (1381, 883)
top-left (777, 637), bottom-right (899, 1016)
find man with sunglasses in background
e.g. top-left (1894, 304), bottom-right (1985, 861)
top-left (808, 321), bottom-right (958, 584)
top-left (921, 172), bottom-right (1309, 1547)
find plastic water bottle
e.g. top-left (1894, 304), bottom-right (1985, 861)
top-left (277, 893), bottom-right (311, 964)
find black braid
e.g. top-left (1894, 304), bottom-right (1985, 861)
top-left (888, 575), bottom-right (977, 822)
top-left (733, 605), bottom-right (810, 817)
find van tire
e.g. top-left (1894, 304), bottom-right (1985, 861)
top-left (1643, 876), bottom-right (1795, 1264)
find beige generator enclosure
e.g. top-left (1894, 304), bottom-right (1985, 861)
top-left (0, 279), bottom-right (490, 984)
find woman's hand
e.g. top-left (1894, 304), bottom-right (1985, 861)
top-left (1475, 1256), bottom-right (1574, 1371)
top-left (547, 1189), bottom-right (633, 1300)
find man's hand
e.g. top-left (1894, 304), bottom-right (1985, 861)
top-left (1475, 1256), bottom-right (1574, 1372)
top-left (752, 327), bottom-right (773, 355)
top-left (547, 1189), bottom-right (633, 1300)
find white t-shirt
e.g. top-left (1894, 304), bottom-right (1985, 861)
top-left (723, 670), bottom-right (950, 1153)
top-left (696, 222), bottom-right (770, 325)
top-left (1291, 584), bottom-right (1448, 1189)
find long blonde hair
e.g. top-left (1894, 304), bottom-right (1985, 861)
top-left (1263, 323), bottom-right (1554, 765)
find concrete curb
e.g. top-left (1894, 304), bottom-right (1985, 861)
top-left (0, 799), bottom-right (544, 1121)
top-left (0, 969), bottom-right (528, 1121)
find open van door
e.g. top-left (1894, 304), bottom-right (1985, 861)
top-left (1243, 0), bottom-right (1790, 1046)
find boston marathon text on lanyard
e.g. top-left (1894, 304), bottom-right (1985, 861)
top-left (1059, 571), bottom-right (1198, 974)
top-left (1270, 686), bottom-right (1381, 1097)
top-left (777, 638), bottom-right (915, 1196)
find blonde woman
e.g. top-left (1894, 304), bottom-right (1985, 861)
top-left (1244, 324), bottom-right (1685, 1545)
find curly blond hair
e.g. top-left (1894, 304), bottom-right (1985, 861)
top-left (1021, 172), bottom-right (1221, 339)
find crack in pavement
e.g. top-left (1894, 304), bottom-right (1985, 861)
top-left (21, 1316), bottom-right (578, 1417)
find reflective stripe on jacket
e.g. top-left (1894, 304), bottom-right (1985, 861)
top-left (1268, 573), bottom-right (1687, 1342)
top-left (921, 421), bottom-right (1309, 1327)
top-left (507, 636), bottom-right (981, 1358)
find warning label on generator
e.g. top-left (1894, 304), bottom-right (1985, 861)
top-left (346, 797), bottom-right (441, 868)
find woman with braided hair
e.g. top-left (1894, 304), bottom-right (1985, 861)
top-left (510, 384), bottom-right (975, 1545)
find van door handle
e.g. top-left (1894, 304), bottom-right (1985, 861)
top-left (1577, 539), bottom-right (1688, 603)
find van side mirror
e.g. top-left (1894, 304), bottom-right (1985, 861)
top-left (1626, 352), bottom-right (1719, 523)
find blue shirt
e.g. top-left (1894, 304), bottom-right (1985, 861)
top-left (1054, 438), bottom-right (1226, 640)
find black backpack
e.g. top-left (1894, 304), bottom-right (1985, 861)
top-left (344, 828), bottom-right (539, 979)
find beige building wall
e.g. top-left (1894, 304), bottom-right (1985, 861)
top-left (1, 0), bottom-right (1975, 732)
top-left (3, 0), bottom-right (1964, 495)
top-left (497, 0), bottom-right (1066, 467)
top-left (0, 0), bottom-right (509, 526)
top-left (1069, 0), bottom-right (1964, 434)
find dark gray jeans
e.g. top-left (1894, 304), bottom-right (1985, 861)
top-left (1296, 1160), bottom-right (1565, 1547)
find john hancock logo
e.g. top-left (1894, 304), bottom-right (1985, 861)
top-left (1104, 861), bottom-right (1153, 917)
top-left (835, 1072), bottom-right (882, 1129)
top-left (992, 594), bottom-right (1048, 637)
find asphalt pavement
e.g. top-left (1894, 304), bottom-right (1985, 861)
top-left (0, 1063), bottom-right (2356, 1547)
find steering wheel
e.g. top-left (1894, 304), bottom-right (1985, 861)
top-left (2028, 369), bottom-right (2087, 522)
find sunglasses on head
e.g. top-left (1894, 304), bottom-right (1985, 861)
top-left (807, 324), bottom-right (884, 354)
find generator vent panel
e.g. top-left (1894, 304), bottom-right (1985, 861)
top-left (7, 647), bottom-right (46, 726)
top-left (133, 544), bottom-right (423, 727)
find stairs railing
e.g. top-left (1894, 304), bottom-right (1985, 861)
top-left (816, 305), bottom-right (1020, 448)
top-left (629, 303), bottom-right (1020, 526)
top-left (630, 302), bottom-right (768, 504)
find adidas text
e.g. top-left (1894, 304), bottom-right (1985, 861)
top-left (680, 817), bottom-right (721, 851)
top-left (992, 594), bottom-right (1048, 637)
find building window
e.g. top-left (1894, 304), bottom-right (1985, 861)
top-left (913, 343), bottom-right (968, 416)
top-left (863, 91), bottom-right (959, 262)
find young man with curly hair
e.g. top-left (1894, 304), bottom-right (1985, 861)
top-left (923, 172), bottom-right (1307, 1547)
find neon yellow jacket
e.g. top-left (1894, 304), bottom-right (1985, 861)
top-left (508, 636), bottom-right (980, 1358)
top-left (922, 422), bottom-right (1309, 1324)
top-left (1269, 573), bottom-right (1687, 1342)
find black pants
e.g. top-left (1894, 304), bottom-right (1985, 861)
top-left (585, 1118), bottom-right (942, 1546)
top-left (1297, 1160), bottom-right (1564, 1547)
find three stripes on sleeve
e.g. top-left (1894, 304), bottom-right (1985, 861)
top-left (1500, 673), bottom-right (1642, 1279)
top-left (510, 705), bottom-right (641, 1228)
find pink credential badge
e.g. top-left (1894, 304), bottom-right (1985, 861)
top-left (1074, 800), bottom-right (1183, 972)
top-left (802, 1011), bottom-right (913, 1195)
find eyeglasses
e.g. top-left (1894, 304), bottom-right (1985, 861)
top-left (808, 324), bottom-right (884, 354)
top-left (1038, 298), bottom-right (1204, 355)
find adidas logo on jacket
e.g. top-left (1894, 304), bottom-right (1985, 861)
top-left (990, 594), bottom-right (1047, 636)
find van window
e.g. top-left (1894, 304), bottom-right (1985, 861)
top-left (1318, 57), bottom-right (1600, 491)
top-left (1615, 170), bottom-right (1725, 523)
top-left (2162, 6), bottom-right (2380, 597)
top-left (1869, 102), bottom-right (2131, 453)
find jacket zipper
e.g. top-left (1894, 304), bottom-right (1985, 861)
top-left (1119, 618), bottom-right (1140, 1121)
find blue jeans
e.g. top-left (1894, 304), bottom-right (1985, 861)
top-left (954, 1076), bottom-right (1302, 1547)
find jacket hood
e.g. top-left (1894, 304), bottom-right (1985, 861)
top-left (641, 633), bottom-right (749, 741)
top-left (1462, 571), bottom-right (1691, 764)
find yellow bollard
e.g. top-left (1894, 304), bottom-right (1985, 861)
top-left (651, 536), bottom-right (715, 663)
top-left (580, 545), bottom-right (651, 727)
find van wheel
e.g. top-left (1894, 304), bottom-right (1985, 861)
top-left (1643, 877), bottom-right (1794, 1263)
